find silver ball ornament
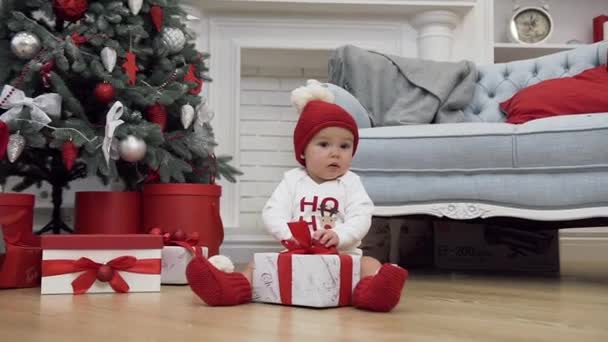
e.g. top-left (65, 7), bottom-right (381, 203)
top-left (118, 135), bottom-right (147, 162)
top-left (160, 27), bottom-right (186, 54)
top-left (10, 32), bottom-right (42, 60)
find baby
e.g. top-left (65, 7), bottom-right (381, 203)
top-left (186, 80), bottom-right (408, 312)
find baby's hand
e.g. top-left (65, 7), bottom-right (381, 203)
top-left (312, 229), bottom-right (339, 248)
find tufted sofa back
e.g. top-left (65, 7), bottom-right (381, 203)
top-left (463, 41), bottom-right (608, 122)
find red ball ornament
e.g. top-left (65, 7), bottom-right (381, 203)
top-left (146, 103), bottom-right (167, 131)
top-left (96, 265), bottom-right (114, 282)
top-left (94, 83), bottom-right (115, 104)
top-left (172, 229), bottom-right (186, 242)
top-left (53, 0), bottom-right (89, 22)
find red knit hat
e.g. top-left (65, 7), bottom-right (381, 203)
top-left (292, 81), bottom-right (359, 166)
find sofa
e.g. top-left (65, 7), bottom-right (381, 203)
top-left (325, 41), bottom-right (608, 246)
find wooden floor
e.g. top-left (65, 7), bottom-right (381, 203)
top-left (1, 271), bottom-right (607, 342)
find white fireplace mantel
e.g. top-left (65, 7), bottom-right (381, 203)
top-left (180, 0), bottom-right (490, 261)
top-left (195, 0), bottom-right (477, 16)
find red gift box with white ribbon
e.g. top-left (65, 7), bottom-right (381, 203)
top-left (40, 234), bottom-right (163, 295)
top-left (252, 221), bottom-right (361, 308)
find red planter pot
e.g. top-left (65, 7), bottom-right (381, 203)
top-left (142, 184), bottom-right (224, 256)
top-left (0, 193), bottom-right (40, 289)
top-left (74, 191), bottom-right (141, 234)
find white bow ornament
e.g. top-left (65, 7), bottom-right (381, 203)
top-left (102, 101), bottom-right (125, 165)
top-left (0, 85), bottom-right (61, 129)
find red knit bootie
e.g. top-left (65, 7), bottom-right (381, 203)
top-left (186, 256), bottom-right (252, 306)
top-left (352, 263), bottom-right (408, 312)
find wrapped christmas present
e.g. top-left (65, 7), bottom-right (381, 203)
top-left (148, 228), bottom-right (209, 284)
top-left (252, 221), bottom-right (361, 308)
top-left (41, 234), bottom-right (163, 295)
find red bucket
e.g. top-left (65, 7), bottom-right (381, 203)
top-left (74, 191), bottom-right (141, 234)
top-left (0, 193), bottom-right (41, 289)
top-left (142, 184), bottom-right (223, 256)
top-left (0, 193), bottom-right (35, 241)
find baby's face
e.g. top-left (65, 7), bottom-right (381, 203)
top-left (302, 126), bottom-right (354, 183)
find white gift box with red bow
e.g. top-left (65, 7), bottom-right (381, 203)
top-left (161, 245), bottom-right (208, 284)
top-left (40, 235), bottom-right (163, 295)
top-left (147, 228), bottom-right (209, 285)
top-left (252, 253), bottom-right (361, 308)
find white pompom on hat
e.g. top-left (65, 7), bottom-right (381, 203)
top-left (290, 79), bottom-right (336, 113)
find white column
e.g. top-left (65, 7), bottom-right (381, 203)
top-left (411, 10), bottom-right (460, 61)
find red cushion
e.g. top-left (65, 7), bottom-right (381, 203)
top-left (500, 66), bottom-right (608, 124)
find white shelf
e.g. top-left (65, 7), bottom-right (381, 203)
top-left (492, 0), bottom-right (608, 63)
top-left (493, 42), bottom-right (582, 63)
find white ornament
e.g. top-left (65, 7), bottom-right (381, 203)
top-left (7, 133), bottom-right (25, 163)
top-left (102, 101), bottom-right (125, 165)
top-left (180, 104), bottom-right (194, 128)
top-left (128, 0), bottom-right (143, 15)
top-left (100, 47), bottom-right (117, 73)
top-left (195, 102), bottom-right (214, 125)
top-left (208, 255), bottom-right (235, 273)
top-left (118, 135), bottom-right (147, 162)
top-left (160, 27), bottom-right (186, 54)
top-left (10, 31), bottom-right (41, 60)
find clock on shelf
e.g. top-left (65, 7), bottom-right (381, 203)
top-left (508, 4), bottom-right (554, 45)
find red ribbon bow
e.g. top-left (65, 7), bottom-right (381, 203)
top-left (42, 256), bottom-right (161, 294)
top-left (281, 221), bottom-right (338, 255)
top-left (277, 221), bottom-right (353, 306)
top-left (148, 228), bottom-right (202, 257)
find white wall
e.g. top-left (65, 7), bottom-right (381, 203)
top-left (238, 50), bottom-right (327, 235)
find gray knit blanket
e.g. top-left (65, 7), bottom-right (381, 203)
top-left (328, 45), bottom-right (478, 126)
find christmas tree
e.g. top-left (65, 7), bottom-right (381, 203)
top-left (0, 0), bottom-right (241, 234)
